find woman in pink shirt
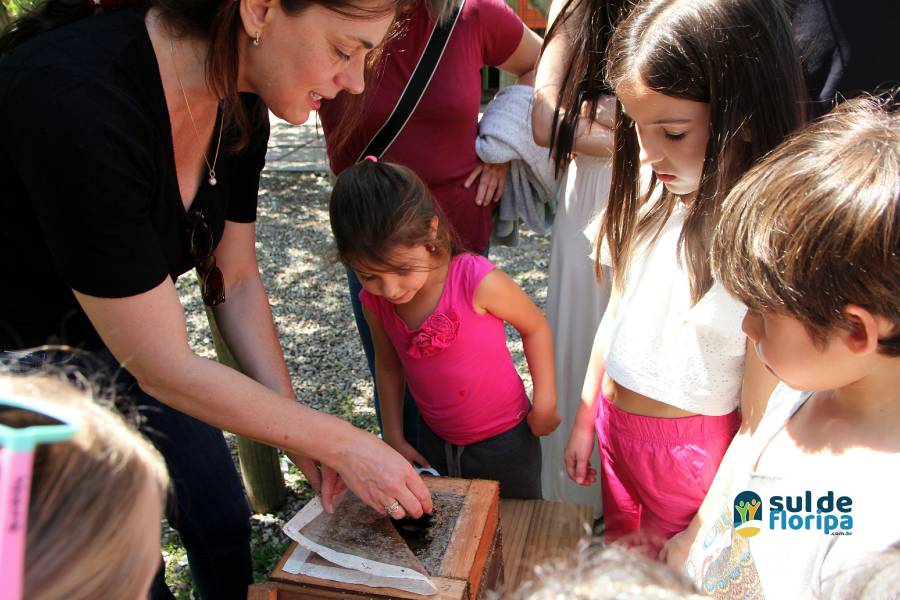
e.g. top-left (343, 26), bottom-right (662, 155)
top-left (329, 159), bottom-right (560, 498)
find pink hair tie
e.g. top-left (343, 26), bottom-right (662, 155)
top-left (364, 155), bottom-right (379, 163)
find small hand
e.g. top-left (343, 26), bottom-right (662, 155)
top-left (386, 437), bottom-right (431, 470)
top-left (527, 405), bottom-right (561, 436)
top-left (564, 425), bottom-right (597, 486)
top-left (464, 161), bottom-right (510, 206)
top-left (659, 527), bottom-right (693, 570)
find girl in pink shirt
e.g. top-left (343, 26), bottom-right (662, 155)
top-left (329, 158), bottom-right (560, 498)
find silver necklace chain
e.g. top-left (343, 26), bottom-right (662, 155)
top-left (170, 40), bottom-right (223, 186)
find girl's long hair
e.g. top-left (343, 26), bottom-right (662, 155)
top-left (0, 0), bottom-right (407, 150)
top-left (600, 0), bottom-right (806, 303)
top-left (539, 0), bottom-right (628, 176)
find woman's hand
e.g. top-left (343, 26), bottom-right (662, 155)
top-left (564, 424), bottom-right (597, 486)
top-left (527, 403), bottom-right (561, 436)
top-left (333, 432), bottom-right (433, 520)
top-left (464, 161), bottom-right (510, 206)
top-left (287, 452), bottom-right (347, 513)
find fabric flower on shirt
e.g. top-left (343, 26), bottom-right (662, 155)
top-left (407, 310), bottom-right (460, 358)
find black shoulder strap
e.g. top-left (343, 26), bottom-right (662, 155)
top-left (356, 0), bottom-right (466, 162)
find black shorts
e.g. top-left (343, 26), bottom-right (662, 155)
top-left (418, 417), bottom-right (542, 499)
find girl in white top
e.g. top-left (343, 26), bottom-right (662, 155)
top-left (564, 0), bottom-right (806, 554)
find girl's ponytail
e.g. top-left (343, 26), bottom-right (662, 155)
top-left (329, 160), bottom-right (463, 270)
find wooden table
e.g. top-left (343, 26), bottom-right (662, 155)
top-left (249, 498), bottom-right (593, 599)
top-left (498, 499), bottom-right (593, 591)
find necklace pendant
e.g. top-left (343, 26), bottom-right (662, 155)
top-left (209, 173), bottom-right (217, 186)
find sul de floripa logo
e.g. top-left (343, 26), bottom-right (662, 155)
top-left (734, 490), bottom-right (853, 538)
top-left (734, 491), bottom-right (763, 537)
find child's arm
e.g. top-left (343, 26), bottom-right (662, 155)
top-left (563, 285), bottom-right (618, 485)
top-left (474, 269), bottom-right (560, 436)
top-left (564, 309), bottom-right (608, 486)
top-left (362, 306), bottom-right (430, 468)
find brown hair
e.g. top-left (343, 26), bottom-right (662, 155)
top-left (0, 0), bottom-right (409, 150)
top-left (329, 159), bottom-right (463, 270)
top-left (538, 0), bottom-right (628, 176)
top-left (712, 96), bottom-right (900, 356)
top-left (501, 543), bottom-right (705, 600)
top-left (0, 373), bottom-right (169, 600)
top-left (599, 0), bottom-right (806, 303)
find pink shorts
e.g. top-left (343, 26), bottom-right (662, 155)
top-left (596, 390), bottom-right (739, 555)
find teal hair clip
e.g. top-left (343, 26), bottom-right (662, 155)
top-left (1, 393), bottom-right (81, 600)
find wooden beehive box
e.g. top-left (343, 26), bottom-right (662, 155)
top-left (249, 477), bottom-right (503, 600)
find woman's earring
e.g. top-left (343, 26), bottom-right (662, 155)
top-left (426, 243), bottom-right (437, 253)
top-left (253, 31), bottom-right (261, 47)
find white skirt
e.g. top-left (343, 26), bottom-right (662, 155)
top-left (541, 155), bottom-right (612, 510)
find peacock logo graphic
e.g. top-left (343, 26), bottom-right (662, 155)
top-left (734, 491), bottom-right (763, 538)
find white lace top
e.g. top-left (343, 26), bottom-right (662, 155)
top-left (598, 202), bottom-right (747, 415)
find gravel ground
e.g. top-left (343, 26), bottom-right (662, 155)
top-left (167, 171), bottom-right (551, 598)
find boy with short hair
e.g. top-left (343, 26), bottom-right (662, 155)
top-left (668, 96), bottom-right (900, 598)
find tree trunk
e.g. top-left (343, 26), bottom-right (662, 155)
top-left (205, 305), bottom-right (288, 514)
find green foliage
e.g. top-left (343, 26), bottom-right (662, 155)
top-left (2, 1), bottom-right (40, 19)
top-left (1, 1), bottom-right (41, 29)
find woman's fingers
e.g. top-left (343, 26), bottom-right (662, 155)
top-left (476, 175), bottom-right (495, 205)
top-left (289, 452), bottom-right (323, 492)
top-left (319, 465), bottom-right (344, 513)
top-left (473, 162), bottom-right (509, 205)
top-left (463, 164), bottom-right (484, 188)
top-left (407, 468), bottom-right (433, 515)
top-left (387, 476), bottom-right (434, 519)
top-left (491, 162), bottom-right (510, 202)
top-left (386, 489), bottom-right (415, 520)
top-left (337, 435), bottom-right (433, 519)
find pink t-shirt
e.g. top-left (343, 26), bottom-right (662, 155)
top-left (319, 0), bottom-right (525, 253)
top-left (360, 253), bottom-right (529, 445)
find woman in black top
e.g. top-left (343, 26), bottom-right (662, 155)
top-left (0, 1), bottom-right (432, 598)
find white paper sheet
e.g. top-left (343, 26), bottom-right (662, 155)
top-left (282, 496), bottom-right (437, 596)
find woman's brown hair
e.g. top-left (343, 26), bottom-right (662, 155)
top-left (600, 0), bottom-right (806, 303)
top-left (0, 0), bottom-right (408, 150)
top-left (711, 96), bottom-right (900, 355)
top-left (329, 159), bottom-right (463, 270)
